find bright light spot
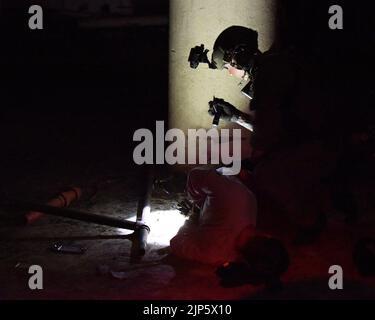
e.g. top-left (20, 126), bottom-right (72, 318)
top-left (116, 228), bottom-right (133, 236)
top-left (143, 209), bottom-right (187, 246)
top-left (119, 209), bottom-right (187, 246)
top-left (116, 215), bottom-right (136, 235)
top-left (142, 205), bottom-right (151, 217)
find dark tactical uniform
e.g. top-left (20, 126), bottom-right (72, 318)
top-left (249, 51), bottom-right (337, 229)
top-left (208, 26), bottom-right (338, 231)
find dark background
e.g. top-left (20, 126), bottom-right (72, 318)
top-left (0, 0), bottom-right (169, 188)
top-left (1, 0), bottom-right (375, 300)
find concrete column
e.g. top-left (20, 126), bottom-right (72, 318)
top-left (169, 0), bottom-right (278, 161)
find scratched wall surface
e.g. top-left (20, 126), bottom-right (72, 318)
top-left (169, 0), bottom-right (277, 134)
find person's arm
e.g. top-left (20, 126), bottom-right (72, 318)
top-left (232, 111), bottom-right (254, 132)
top-left (209, 98), bottom-right (254, 132)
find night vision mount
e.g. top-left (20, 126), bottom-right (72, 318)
top-left (188, 44), bottom-right (216, 69)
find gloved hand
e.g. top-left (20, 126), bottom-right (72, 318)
top-left (208, 98), bottom-right (240, 122)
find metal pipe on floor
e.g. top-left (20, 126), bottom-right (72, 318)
top-left (1, 199), bottom-right (143, 230)
top-left (0, 167), bottom-right (155, 257)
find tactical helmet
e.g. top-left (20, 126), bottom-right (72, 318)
top-left (212, 26), bottom-right (260, 71)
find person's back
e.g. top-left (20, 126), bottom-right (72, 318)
top-left (251, 50), bottom-right (337, 232)
top-left (169, 168), bottom-right (290, 287)
top-left (250, 49), bottom-right (326, 154)
top-left (170, 167), bottom-right (257, 265)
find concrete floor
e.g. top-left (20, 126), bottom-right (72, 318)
top-left (0, 168), bottom-right (256, 300)
top-left (1, 160), bottom-right (375, 300)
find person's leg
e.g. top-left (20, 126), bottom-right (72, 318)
top-left (254, 142), bottom-right (336, 237)
top-left (254, 144), bottom-right (318, 227)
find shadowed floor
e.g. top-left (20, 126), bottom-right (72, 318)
top-left (1, 153), bottom-right (375, 300)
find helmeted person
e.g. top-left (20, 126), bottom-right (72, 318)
top-left (166, 27), bottom-right (298, 286)
top-left (188, 26), bottom-right (336, 239)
